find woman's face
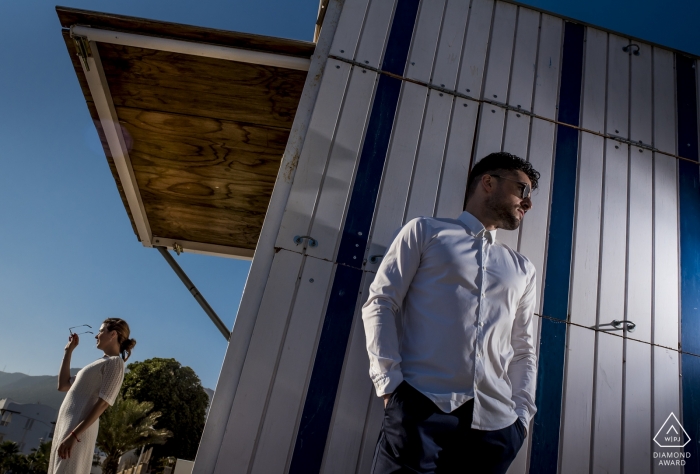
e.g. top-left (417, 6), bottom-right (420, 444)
top-left (95, 324), bottom-right (116, 350)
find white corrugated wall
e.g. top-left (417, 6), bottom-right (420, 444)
top-left (195, 1), bottom-right (699, 473)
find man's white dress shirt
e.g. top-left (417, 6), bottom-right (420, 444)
top-left (361, 211), bottom-right (538, 431)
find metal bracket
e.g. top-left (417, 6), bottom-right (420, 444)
top-left (156, 246), bottom-right (230, 341)
top-left (612, 319), bottom-right (636, 332)
top-left (622, 44), bottom-right (640, 56)
top-left (369, 255), bottom-right (384, 264)
top-left (70, 28), bottom-right (92, 71)
top-left (293, 235), bottom-right (318, 247)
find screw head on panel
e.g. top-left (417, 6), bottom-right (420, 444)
top-left (309, 278), bottom-right (314, 283)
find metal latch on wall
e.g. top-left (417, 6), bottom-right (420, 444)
top-left (70, 26), bottom-right (92, 71)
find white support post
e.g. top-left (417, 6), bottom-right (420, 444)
top-left (78, 41), bottom-right (153, 246)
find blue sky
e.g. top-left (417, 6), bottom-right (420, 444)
top-left (0, 0), bottom-right (698, 390)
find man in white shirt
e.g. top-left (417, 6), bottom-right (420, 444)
top-left (362, 152), bottom-right (540, 473)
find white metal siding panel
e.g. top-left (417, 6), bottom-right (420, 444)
top-left (434, 98), bottom-right (479, 218)
top-left (630, 43), bottom-right (653, 146)
top-left (356, 391), bottom-right (385, 473)
top-left (502, 111), bottom-right (530, 159)
top-left (431, 0), bottom-right (471, 90)
top-left (652, 48), bottom-right (676, 155)
top-left (590, 140), bottom-right (628, 473)
top-left (456, 0), bottom-right (495, 98)
top-left (592, 331), bottom-right (624, 473)
top-left (606, 35), bottom-right (630, 139)
top-left (507, 7), bottom-right (540, 112)
top-left (306, 68), bottom-right (377, 261)
top-left (618, 37), bottom-right (655, 472)
top-left (402, 3), bottom-right (454, 221)
top-left (329, 0), bottom-right (371, 60)
top-left (473, 103), bottom-right (506, 163)
top-left (483, 1), bottom-right (517, 102)
top-left (581, 27), bottom-right (607, 134)
top-left (353, 0), bottom-right (397, 68)
top-left (624, 340), bottom-right (652, 474)
top-left (251, 258), bottom-right (335, 474)
top-left (213, 250), bottom-right (304, 474)
top-left (626, 150), bottom-right (653, 344)
top-left (405, 0), bottom-right (446, 83)
top-left (404, 91), bottom-right (453, 221)
top-left (531, 14), bottom-right (563, 120)
top-left (276, 59), bottom-right (351, 251)
top-left (653, 153), bottom-right (680, 349)
top-left (560, 326), bottom-right (596, 474)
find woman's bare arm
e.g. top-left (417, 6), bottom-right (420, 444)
top-left (57, 397), bottom-right (111, 459)
top-left (57, 334), bottom-right (79, 392)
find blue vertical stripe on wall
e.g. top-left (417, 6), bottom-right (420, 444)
top-left (289, 1), bottom-right (420, 472)
top-left (676, 53), bottom-right (700, 472)
top-left (530, 21), bottom-right (585, 474)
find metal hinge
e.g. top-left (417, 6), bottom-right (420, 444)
top-left (70, 27), bottom-right (92, 71)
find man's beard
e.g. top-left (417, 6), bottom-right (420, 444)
top-left (485, 196), bottom-right (521, 231)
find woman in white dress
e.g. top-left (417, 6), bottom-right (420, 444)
top-left (48, 318), bottom-right (136, 474)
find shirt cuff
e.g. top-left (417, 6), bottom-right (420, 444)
top-left (515, 408), bottom-right (530, 426)
top-left (371, 371), bottom-right (403, 397)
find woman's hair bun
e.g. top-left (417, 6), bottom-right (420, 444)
top-left (122, 338), bottom-right (137, 351)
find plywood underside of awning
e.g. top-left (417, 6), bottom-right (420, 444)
top-left (58, 7), bottom-right (314, 256)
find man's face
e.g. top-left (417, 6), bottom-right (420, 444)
top-left (484, 170), bottom-right (533, 231)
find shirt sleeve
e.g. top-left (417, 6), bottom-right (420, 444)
top-left (361, 217), bottom-right (426, 397)
top-left (99, 357), bottom-right (125, 406)
top-left (508, 263), bottom-right (538, 428)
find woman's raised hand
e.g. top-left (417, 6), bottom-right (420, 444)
top-left (65, 333), bottom-right (80, 352)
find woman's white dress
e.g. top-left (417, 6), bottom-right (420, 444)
top-left (48, 355), bottom-right (124, 474)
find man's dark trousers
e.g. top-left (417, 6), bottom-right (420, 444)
top-left (371, 381), bottom-right (526, 473)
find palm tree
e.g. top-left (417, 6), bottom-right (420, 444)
top-left (0, 441), bottom-right (20, 473)
top-left (27, 441), bottom-right (51, 472)
top-left (97, 396), bottom-right (172, 474)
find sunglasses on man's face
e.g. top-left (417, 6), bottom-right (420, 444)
top-left (489, 174), bottom-right (532, 200)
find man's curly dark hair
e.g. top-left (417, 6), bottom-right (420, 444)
top-left (465, 152), bottom-right (540, 202)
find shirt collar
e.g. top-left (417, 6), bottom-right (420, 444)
top-left (457, 211), bottom-right (497, 243)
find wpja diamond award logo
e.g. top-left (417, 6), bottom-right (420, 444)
top-left (653, 413), bottom-right (691, 466)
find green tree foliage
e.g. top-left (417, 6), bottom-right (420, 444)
top-left (0, 440), bottom-right (50, 473)
top-left (121, 358), bottom-right (209, 462)
top-left (0, 440), bottom-right (20, 471)
top-left (97, 395), bottom-right (171, 474)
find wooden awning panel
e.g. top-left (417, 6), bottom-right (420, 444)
top-left (57, 6), bottom-right (314, 256)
